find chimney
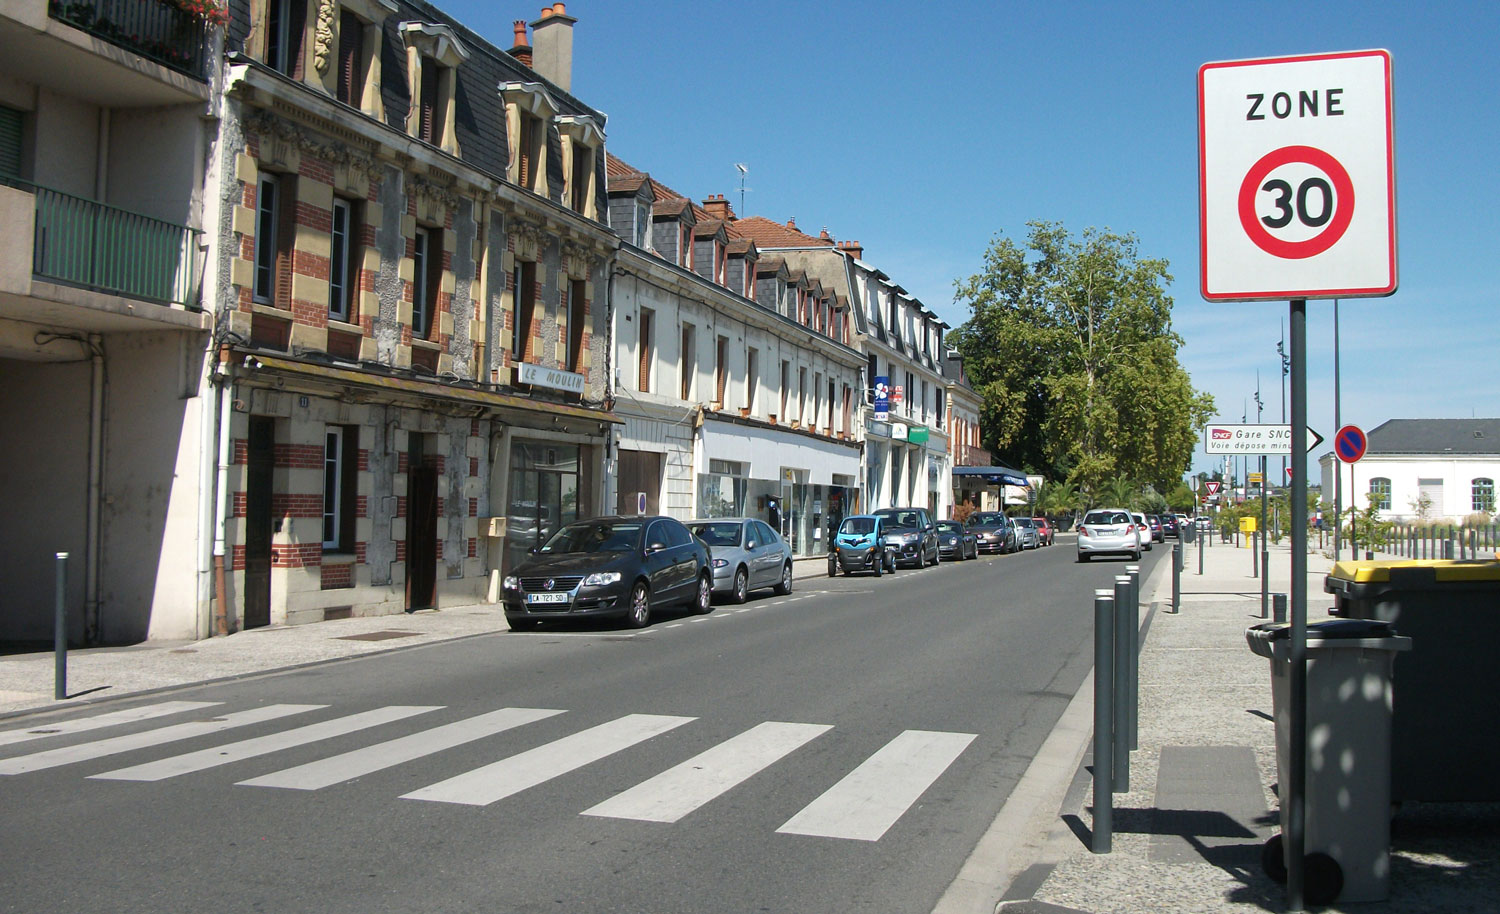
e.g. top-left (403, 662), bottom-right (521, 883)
top-left (838, 240), bottom-right (864, 260)
top-left (529, 3), bottom-right (576, 92)
top-left (786, 217), bottom-right (796, 230)
top-left (818, 228), bottom-right (833, 242)
top-left (701, 194), bottom-right (735, 222)
top-left (508, 20), bottom-right (532, 68)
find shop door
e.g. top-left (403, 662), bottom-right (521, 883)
top-left (507, 442), bottom-right (582, 571)
top-left (406, 441), bottom-right (438, 611)
top-left (243, 416), bottom-right (274, 630)
top-left (617, 449), bottom-right (661, 515)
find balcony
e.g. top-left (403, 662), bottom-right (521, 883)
top-left (3, 178), bottom-right (199, 310)
top-left (47, 0), bottom-right (209, 78)
top-left (958, 444), bottom-right (994, 468)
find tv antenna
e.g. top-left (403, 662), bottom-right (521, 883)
top-left (734, 163), bottom-right (751, 215)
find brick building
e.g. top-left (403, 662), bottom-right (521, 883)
top-left (206, 1), bottom-right (618, 629)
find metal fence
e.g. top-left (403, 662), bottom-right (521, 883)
top-left (48, 0), bottom-right (210, 78)
top-left (15, 179), bottom-right (200, 309)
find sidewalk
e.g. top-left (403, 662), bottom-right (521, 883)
top-left (0, 557), bottom-right (835, 718)
top-left (995, 536), bottom-right (1500, 914)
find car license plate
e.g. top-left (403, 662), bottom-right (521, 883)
top-left (526, 592), bottom-right (569, 605)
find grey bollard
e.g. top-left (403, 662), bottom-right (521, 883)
top-left (55, 552), bottom-right (69, 701)
top-left (1171, 543), bottom-right (1182, 613)
top-left (1273, 592), bottom-right (1287, 624)
top-left (1112, 575), bottom-right (1131, 792)
top-left (1125, 565), bottom-right (1141, 752)
top-left (1092, 589), bottom-right (1114, 853)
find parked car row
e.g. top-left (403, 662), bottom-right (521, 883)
top-left (1076, 509), bottom-right (1194, 562)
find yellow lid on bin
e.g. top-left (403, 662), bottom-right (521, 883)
top-left (1329, 558), bottom-right (1500, 583)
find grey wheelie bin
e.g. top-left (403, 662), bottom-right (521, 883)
top-left (1326, 558), bottom-right (1500, 801)
top-left (1247, 619), bottom-right (1412, 904)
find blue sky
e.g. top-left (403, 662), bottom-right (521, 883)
top-left (452, 1), bottom-right (1498, 479)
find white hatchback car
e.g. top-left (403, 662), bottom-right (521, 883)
top-left (1131, 512), bottom-right (1153, 551)
top-left (1076, 508), bottom-right (1143, 562)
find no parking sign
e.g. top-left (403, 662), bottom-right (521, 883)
top-left (1199, 50), bottom-right (1397, 301)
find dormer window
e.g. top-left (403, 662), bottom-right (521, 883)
top-left (556, 115), bottom-right (603, 219)
top-left (401, 22), bottom-right (469, 155)
top-left (680, 224), bottom-right (691, 269)
top-left (500, 82), bottom-right (559, 194)
top-left (331, 0), bottom-right (395, 114)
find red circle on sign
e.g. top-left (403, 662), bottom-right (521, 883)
top-left (1237, 145), bottom-right (1356, 260)
top-left (1334, 425), bottom-right (1367, 463)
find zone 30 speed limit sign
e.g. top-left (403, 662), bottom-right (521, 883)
top-left (1199, 50), bottom-right (1397, 301)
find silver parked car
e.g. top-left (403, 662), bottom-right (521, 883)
top-left (1013, 516), bottom-right (1041, 550)
top-left (1131, 512), bottom-right (1154, 551)
top-left (1076, 508), bottom-right (1143, 562)
top-left (687, 517), bottom-right (794, 603)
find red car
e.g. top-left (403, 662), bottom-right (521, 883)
top-left (1031, 517), bottom-right (1054, 546)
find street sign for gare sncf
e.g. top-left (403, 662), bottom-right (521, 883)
top-left (1199, 50), bottom-right (1397, 302)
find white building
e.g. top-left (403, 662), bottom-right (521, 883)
top-left (605, 163), bottom-right (864, 556)
top-left (1319, 419), bottom-right (1500, 523)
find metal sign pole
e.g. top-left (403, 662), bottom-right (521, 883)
top-left (1287, 298), bottom-right (1310, 912)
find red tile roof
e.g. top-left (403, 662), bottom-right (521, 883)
top-left (732, 216), bottom-right (833, 248)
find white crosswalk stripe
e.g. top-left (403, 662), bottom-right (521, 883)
top-left (0, 704), bottom-right (325, 775)
top-left (582, 721), bottom-right (832, 823)
top-left (91, 706), bottom-right (440, 782)
top-left (238, 707), bottom-right (565, 791)
top-left (0, 701), bottom-right (221, 748)
top-left (402, 713), bottom-right (695, 807)
top-left (776, 729), bottom-right (977, 841)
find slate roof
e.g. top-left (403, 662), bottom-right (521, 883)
top-left (1366, 419), bottom-right (1500, 456)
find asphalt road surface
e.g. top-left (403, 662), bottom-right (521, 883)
top-left (0, 542), bottom-right (1164, 914)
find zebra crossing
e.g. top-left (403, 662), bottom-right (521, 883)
top-left (0, 700), bottom-right (977, 842)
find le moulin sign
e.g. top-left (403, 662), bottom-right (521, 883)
top-left (1204, 423), bottom-right (1324, 455)
top-left (518, 362), bottom-right (584, 394)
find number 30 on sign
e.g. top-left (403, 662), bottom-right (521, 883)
top-left (1198, 50), bottom-right (1397, 302)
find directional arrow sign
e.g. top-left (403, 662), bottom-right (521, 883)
top-left (1203, 423), bottom-right (1324, 455)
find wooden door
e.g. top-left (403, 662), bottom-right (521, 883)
top-left (243, 416), bottom-right (274, 629)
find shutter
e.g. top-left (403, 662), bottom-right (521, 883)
top-left (419, 57), bottom-right (439, 144)
top-left (517, 115), bottom-right (533, 188)
top-left (287, 0), bottom-right (307, 80)
top-left (715, 338), bottom-right (727, 404)
top-left (568, 279), bottom-right (586, 373)
top-left (0, 105), bottom-right (23, 179)
top-left (273, 175), bottom-right (298, 308)
top-left (337, 12), bottom-right (362, 105)
top-left (637, 310), bottom-right (651, 392)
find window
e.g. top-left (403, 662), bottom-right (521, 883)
top-left (634, 202), bottom-right (649, 247)
top-left (567, 279), bottom-right (587, 374)
top-left (0, 105), bottom-right (24, 179)
top-left (412, 227), bottom-right (440, 339)
top-left (322, 426), bottom-right (358, 551)
top-left (922, 380), bottom-right (929, 424)
top-left (517, 112), bottom-right (541, 190)
top-left (827, 378), bottom-right (835, 431)
top-left (714, 336), bottom-right (728, 406)
top-left (637, 308), bottom-right (654, 392)
top-left (888, 296), bottom-right (900, 345)
top-left (569, 144), bottom-right (592, 215)
top-left (1475, 478), bottom-right (1496, 513)
top-left (418, 56), bottom-right (441, 145)
top-left (403, 24), bottom-right (468, 154)
top-left (936, 388), bottom-right (945, 429)
top-left (779, 360), bottom-right (789, 420)
top-left (798, 367), bottom-right (807, 423)
top-left (812, 372), bottom-right (822, 429)
top-left (265, 0), bottom-right (302, 77)
top-left (337, 10), bottom-right (365, 106)
top-left (679, 324), bottom-right (695, 401)
top-left (328, 197), bottom-right (358, 322)
top-left (867, 353), bottom-right (878, 397)
top-left (1368, 477), bottom-right (1392, 511)
top-left (842, 385), bottom-right (852, 435)
top-left (253, 174), bottom-right (297, 307)
top-left (746, 348), bottom-right (759, 413)
top-left (679, 224), bottom-right (692, 269)
top-left (906, 372), bottom-right (915, 416)
top-left (512, 260), bottom-right (536, 362)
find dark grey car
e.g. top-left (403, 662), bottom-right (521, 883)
top-left (873, 507), bottom-right (939, 568)
top-left (502, 516), bottom-right (712, 630)
top-left (688, 518), bottom-right (794, 603)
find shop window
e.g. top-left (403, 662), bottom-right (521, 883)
top-left (323, 425), bottom-right (358, 551)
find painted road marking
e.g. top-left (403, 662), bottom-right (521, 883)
top-left (777, 729), bottom-right (977, 841)
top-left (238, 707), bottom-right (565, 791)
top-left (0, 705), bottom-right (325, 775)
top-left (401, 713), bottom-right (695, 807)
top-left (582, 721), bottom-right (832, 823)
top-left (0, 702), bottom-right (222, 748)
top-left (92, 706), bottom-right (440, 782)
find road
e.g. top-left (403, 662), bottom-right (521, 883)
top-left (0, 541), bottom-right (1164, 914)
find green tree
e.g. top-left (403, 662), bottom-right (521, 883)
top-left (1033, 480), bottom-right (1081, 521)
top-left (949, 222), bottom-right (1215, 502)
top-left (1100, 476), bottom-right (1138, 509)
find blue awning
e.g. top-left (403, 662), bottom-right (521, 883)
top-left (951, 465), bottom-right (1029, 487)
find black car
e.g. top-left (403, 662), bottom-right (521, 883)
top-left (873, 507), bottom-right (939, 567)
top-left (502, 515), bottom-right (712, 630)
top-left (967, 511), bottom-right (1015, 554)
top-left (935, 520), bottom-right (978, 560)
top-left (1160, 514), bottom-right (1179, 538)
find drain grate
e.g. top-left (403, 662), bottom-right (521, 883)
top-left (334, 630), bottom-right (421, 642)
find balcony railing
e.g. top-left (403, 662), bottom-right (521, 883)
top-left (10, 178), bottom-right (200, 309)
top-left (48, 0), bottom-right (210, 79)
